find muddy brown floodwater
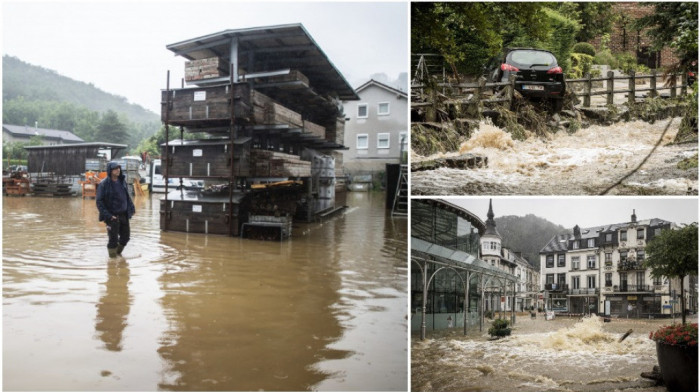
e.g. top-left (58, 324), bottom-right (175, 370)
top-left (412, 315), bottom-right (698, 392)
top-left (411, 117), bottom-right (698, 195)
top-left (3, 191), bottom-right (407, 391)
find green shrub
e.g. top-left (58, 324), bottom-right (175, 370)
top-left (543, 8), bottom-right (580, 73)
top-left (594, 48), bottom-right (617, 68)
top-left (567, 53), bottom-right (594, 79)
top-left (616, 52), bottom-right (639, 74)
top-left (488, 318), bottom-right (512, 338)
top-left (572, 42), bottom-right (596, 57)
top-left (484, 310), bottom-right (494, 319)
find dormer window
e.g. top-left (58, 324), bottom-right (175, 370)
top-left (587, 238), bottom-right (595, 247)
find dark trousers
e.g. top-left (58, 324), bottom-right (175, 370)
top-left (106, 213), bottom-right (130, 249)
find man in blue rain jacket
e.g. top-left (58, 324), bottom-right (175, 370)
top-left (96, 161), bottom-right (135, 257)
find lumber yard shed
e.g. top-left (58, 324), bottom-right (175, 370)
top-left (160, 24), bottom-right (359, 239)
top-left (24, 142), bottom-right (127, 196)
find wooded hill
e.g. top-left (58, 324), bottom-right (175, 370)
top-left (495, 214), bottom-right (568, 270)
top-left (2, 55), bottom-right (160, 150)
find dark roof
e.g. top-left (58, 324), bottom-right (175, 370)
top-left (540, 218), bottom-right (672, 253)
top-left (355, 79), bottom-right (407, 98)
top-left (166, 24), bottom-right (358, 101)
top-left (24, 142), bottom-right (127, 151)
top-left (3, 124), bottom-right (84, 143)
top-left (416, 199), bottom-right (486, 235)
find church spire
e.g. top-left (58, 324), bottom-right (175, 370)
top-left (484, 199), bottom-right (501, 238)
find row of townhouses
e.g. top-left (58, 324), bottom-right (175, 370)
top-left (539, 210), bottom-right (697, 318)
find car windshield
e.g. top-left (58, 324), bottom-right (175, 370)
top-left (508, 50), bottom-right (557, 68)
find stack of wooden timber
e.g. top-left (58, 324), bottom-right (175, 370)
top-left (32, 183), bottom-right (74, 197)
top-left (251, 91), bottom-right (303, 128)
top-left (185, 57), bottom-right (229, 82)
top-left (252, 70), bottom-right (309, 88)
top-left (325, 117), bottom-right (345, 145)
top-left (249, 150), bottom-right (311, 177)
top-left (161, 84), bottom-right (251, 123)
top-left (303, 120), bottom-right (325, 138)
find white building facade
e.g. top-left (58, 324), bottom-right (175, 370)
top-left (540, 210), bottom-right (696, 317)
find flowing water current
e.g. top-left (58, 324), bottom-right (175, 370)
top-left (412, 118), bottom-right (698, 195)
top-left (412, 315), bottom-right (695, 392)
top-left (3, 191), bottom-right (407, 391)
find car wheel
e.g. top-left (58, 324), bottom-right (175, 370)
top-left (551, 99), bottom-right (563, 113)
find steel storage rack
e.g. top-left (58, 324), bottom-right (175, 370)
top-left (159, 24), bottom-right (359, 239)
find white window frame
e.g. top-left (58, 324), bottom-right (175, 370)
top-left (377, 102), bottom-right (390, 116)
top-left (356, 134), bottom-right (369, 149)
top-left (587, 238), bottom-right (595, 247)
top-left (377, 133), bottom-right (390, 149)
top-left (357, 103), bottom-right (368, 118)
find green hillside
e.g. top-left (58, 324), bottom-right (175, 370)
top-left (2, 55), bottom-right (160, 150)
top-left (495, 214), bottom-right (568, 269)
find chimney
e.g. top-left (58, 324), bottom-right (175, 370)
top-left (573, 225), bottom-right (581, 238)
top-left (631, 209), bottom-right (637, 223)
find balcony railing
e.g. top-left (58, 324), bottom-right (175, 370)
top-left (618, 260), bottom-right (645, 271)
top-left (613, 284), bottom-right (654, 293)
top-left (570, 288), bottom-right (599, 295)
top-left (545, 283), bottom-right (569, 292)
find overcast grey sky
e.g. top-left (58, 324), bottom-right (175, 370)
top-left (436, 197), bottom-right (699, 229)
top-left (2, 1), bottom-right (408, 114)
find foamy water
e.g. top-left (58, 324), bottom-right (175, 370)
top-left (412, 316), bottom-right (675, 392)
top-left (412, 118), bottom-right (698, 195)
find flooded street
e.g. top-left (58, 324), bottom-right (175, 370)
top-left (3, 191), bottom-right (407, 391)
top-left (412, 315), bottom-right (696, 392)
top-left (411, 118), bottom-right (698, 195)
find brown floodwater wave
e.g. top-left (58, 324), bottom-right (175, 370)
top-left (412, 118), bottom-right (698, 195)
top-left (3, 191), bottom-right (407, 391)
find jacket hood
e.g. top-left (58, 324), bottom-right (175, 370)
top-left (106, 161), bottom-right (124, 180)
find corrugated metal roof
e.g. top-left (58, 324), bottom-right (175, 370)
top-left (3, 124), bottom-right (84, 142)
top-left (166, 24), bottom-right (358, 101)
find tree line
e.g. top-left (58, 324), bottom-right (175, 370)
top-left (412, 2), bottom-right (697, 77)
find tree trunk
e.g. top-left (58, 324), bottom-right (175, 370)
top-left (681, 275), bottom-right (686, 325)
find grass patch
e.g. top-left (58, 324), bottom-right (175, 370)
top-left (677, 154), bottom-right (698, 170)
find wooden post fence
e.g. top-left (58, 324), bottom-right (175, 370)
top-left (606, 71), bottom-right (615, 105)
top-left (583, 73), bottom-right (592, 107)
top-left (650, 69), bottom-right (657, 98)
top-left (628, 71), bottom-right (636, 106)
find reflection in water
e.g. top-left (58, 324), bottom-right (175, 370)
top-left (95, 260), bottom-right (131, 352)
top-left (3, 191), bottom-right (407, 391)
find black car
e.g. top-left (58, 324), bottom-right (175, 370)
top-left (484, 48), bottom-right (565, 110)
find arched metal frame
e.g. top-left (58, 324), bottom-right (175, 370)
top-left (413, 255), bottom-right (518, 340)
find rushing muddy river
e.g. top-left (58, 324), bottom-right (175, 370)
top-left (412, 315), bottom-right (696, 392)
top-left (3, 191), bottom-right (407, 391)
top-left (412, 117), bottom-right (698, 195)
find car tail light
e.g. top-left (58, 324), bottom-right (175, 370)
top-left (501, 63), bottom-right (520, 72)
top-left (547, 66), bottom-right (563, 74)
top-left (688, 71), bottom-right (695, 77)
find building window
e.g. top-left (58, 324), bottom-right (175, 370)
top-left (377, 133), bottom-right (390, 149)
top-left (546, 274), bottom-right (554, 284)
top-left (620, 250), bottom-right (628, 262)
top-left (637, 229), bottom-right (645, 240)
top-left (587, 275), bottom-right (596, 289)
top-left (653, 276), bottom-right (662, 286)
top-left (546, 255), bottom-right (554, 268)
top-left (572, 240), bottom-right (579, 250)
top-left (587, 238), bottom-right (595, 247)
top-left (605, 233), bottom-right (613, 242)
top-left (557, 254), bottom-right (565, 267)
top-left (605, 273), bottom-right (612, 287)
top-left (605, 253), bottom-right (612, 266)
top-left (377, 102), bottom-right (390, 115)
top-left (572, 256), bottom-right (580, 270)
top-left (357, 104), bottom-right (368, 118)
top-left (587, 255), bottom-right (596, 269)
top-left (637, 249), bottom-right (645, 260)
top-left (558, 273), bottom-right (566, 286)
top-left (620, 231), bottom-right (627, 241)
top-left (356, 134), bottom-right (368, 149)
top-left (572, 276), bottom-right (580, 289)
top-left (654, 227), bottom-right (661, 236)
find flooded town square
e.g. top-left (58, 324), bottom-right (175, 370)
top-left (412, 314), bottom-right (698, 392)
top-left (3, 191), bottom-right (407, 391)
